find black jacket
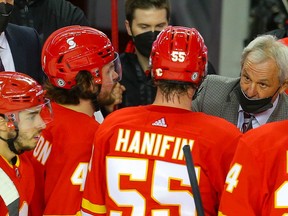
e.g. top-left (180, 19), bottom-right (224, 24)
top-left (119, 52), bottom-right (156, 108)
top-left (10, 0), bottom-right (89, 45)
top-left (5, 23), bottom-right (45, 84)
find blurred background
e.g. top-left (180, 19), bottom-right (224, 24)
top-left (55, 0), bottom-right (288, 77)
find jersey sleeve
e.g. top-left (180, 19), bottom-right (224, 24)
top-left (218, 138), bottom-right (263, 215)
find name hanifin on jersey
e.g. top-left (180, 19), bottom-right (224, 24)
top-left (115, 128), bottom-right (194, 161)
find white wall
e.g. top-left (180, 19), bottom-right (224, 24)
top-left (219, 0), bottom-right (250, 77)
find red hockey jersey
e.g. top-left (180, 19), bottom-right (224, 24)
top-left (0, 154), bottom-right (34, 216)
top-left (30, 102), bottom-right (99, 215)
top-left (81, 105), bottom-right (241, 216)
top-left (219, 120), bottom-right (288, 215)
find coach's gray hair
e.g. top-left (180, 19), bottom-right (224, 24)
top-left (241, 35), bottom-right (288, 83)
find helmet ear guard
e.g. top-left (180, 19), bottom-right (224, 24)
top-left (0, 114), bottom-right (15, 130)
top-left (6, 121), bottom-right (15, 130)
top-left (150, 26), bottom-right (208, 88)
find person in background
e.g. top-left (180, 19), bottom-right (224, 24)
top-left (0, 0), bottom-right (45, 84)
top-left (9, 0), bottom-right (125, 117)
top-left (0, 72), bottom-right (52, 215)
top-left (81, 26), bottom-right (241, 216)
top-left (119, 0), bottom-right (170, 108)
top-left (218, 118), bottom-right (288, 215)
top-left (9, 0), bottom-right (89, 45)
top-left (192, 34), bottom-right (288, 133)
top-left (29, 25), bottom-right (123, 215)
top-left (119, 0), bottom-right (217, 109)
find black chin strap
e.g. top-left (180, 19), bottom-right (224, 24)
top-left (0, 129), bottom-right (22, 155)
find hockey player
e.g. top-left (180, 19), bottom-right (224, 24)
top-left (81, 26), bottom-right (242, 216)
top-left (29, 25), bottom-right (123, 215)
top-left (0, 71), bottom-right (52, 215)
top-left (218, 119), bottom-right (288, 215)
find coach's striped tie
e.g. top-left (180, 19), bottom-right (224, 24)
top-left (241, 112), bottom-right (254, 133)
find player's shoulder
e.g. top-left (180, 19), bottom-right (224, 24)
top-left (106, 106), bottom-right (145, 121)
top-left (50, 102), bottom-right (100, 127)
top-left (246, 120), bottom-right (287, 137)
top-left (242, 120), bottom-right (288, 150)
top-left (97, 106), bottom-right (146, 136)
top-left (195, 111), bottom-right (239, 130)
top-left (192, 112), bottom-right (242, 143)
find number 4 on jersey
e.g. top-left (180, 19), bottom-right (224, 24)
top-left (71, 162), bottom-right (89, 191)
top-left (225, 163), bottom-right (242, 193)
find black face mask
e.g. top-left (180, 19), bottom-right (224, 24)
top-left (0, 2), bottom-right (14, 33)
top-left (236, 84), bottom-right (279, 114)
top-left (132, 31), bottom-right (160, 58)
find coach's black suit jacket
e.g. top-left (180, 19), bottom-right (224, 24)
top-left (5, 23), bottom-right (45, 84)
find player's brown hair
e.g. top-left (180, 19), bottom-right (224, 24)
top-left (44, 70), bottom-right (99, 105)
top-left (155, 80), bottom-right (196, 102)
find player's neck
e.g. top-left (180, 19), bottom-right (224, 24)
top-left (0, 144), bottom-right (16, 164)
top-left (153, 90), bottom-right (193, 111)
top-left (60, 99), bottom-right (95, 117)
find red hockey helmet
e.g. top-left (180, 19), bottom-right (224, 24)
top-left (0, 72), bottom-right (52, 127)
top-left (42, 25), bottom-right (121, 89)
top-left (150, 26), bottom-right (208, 87)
